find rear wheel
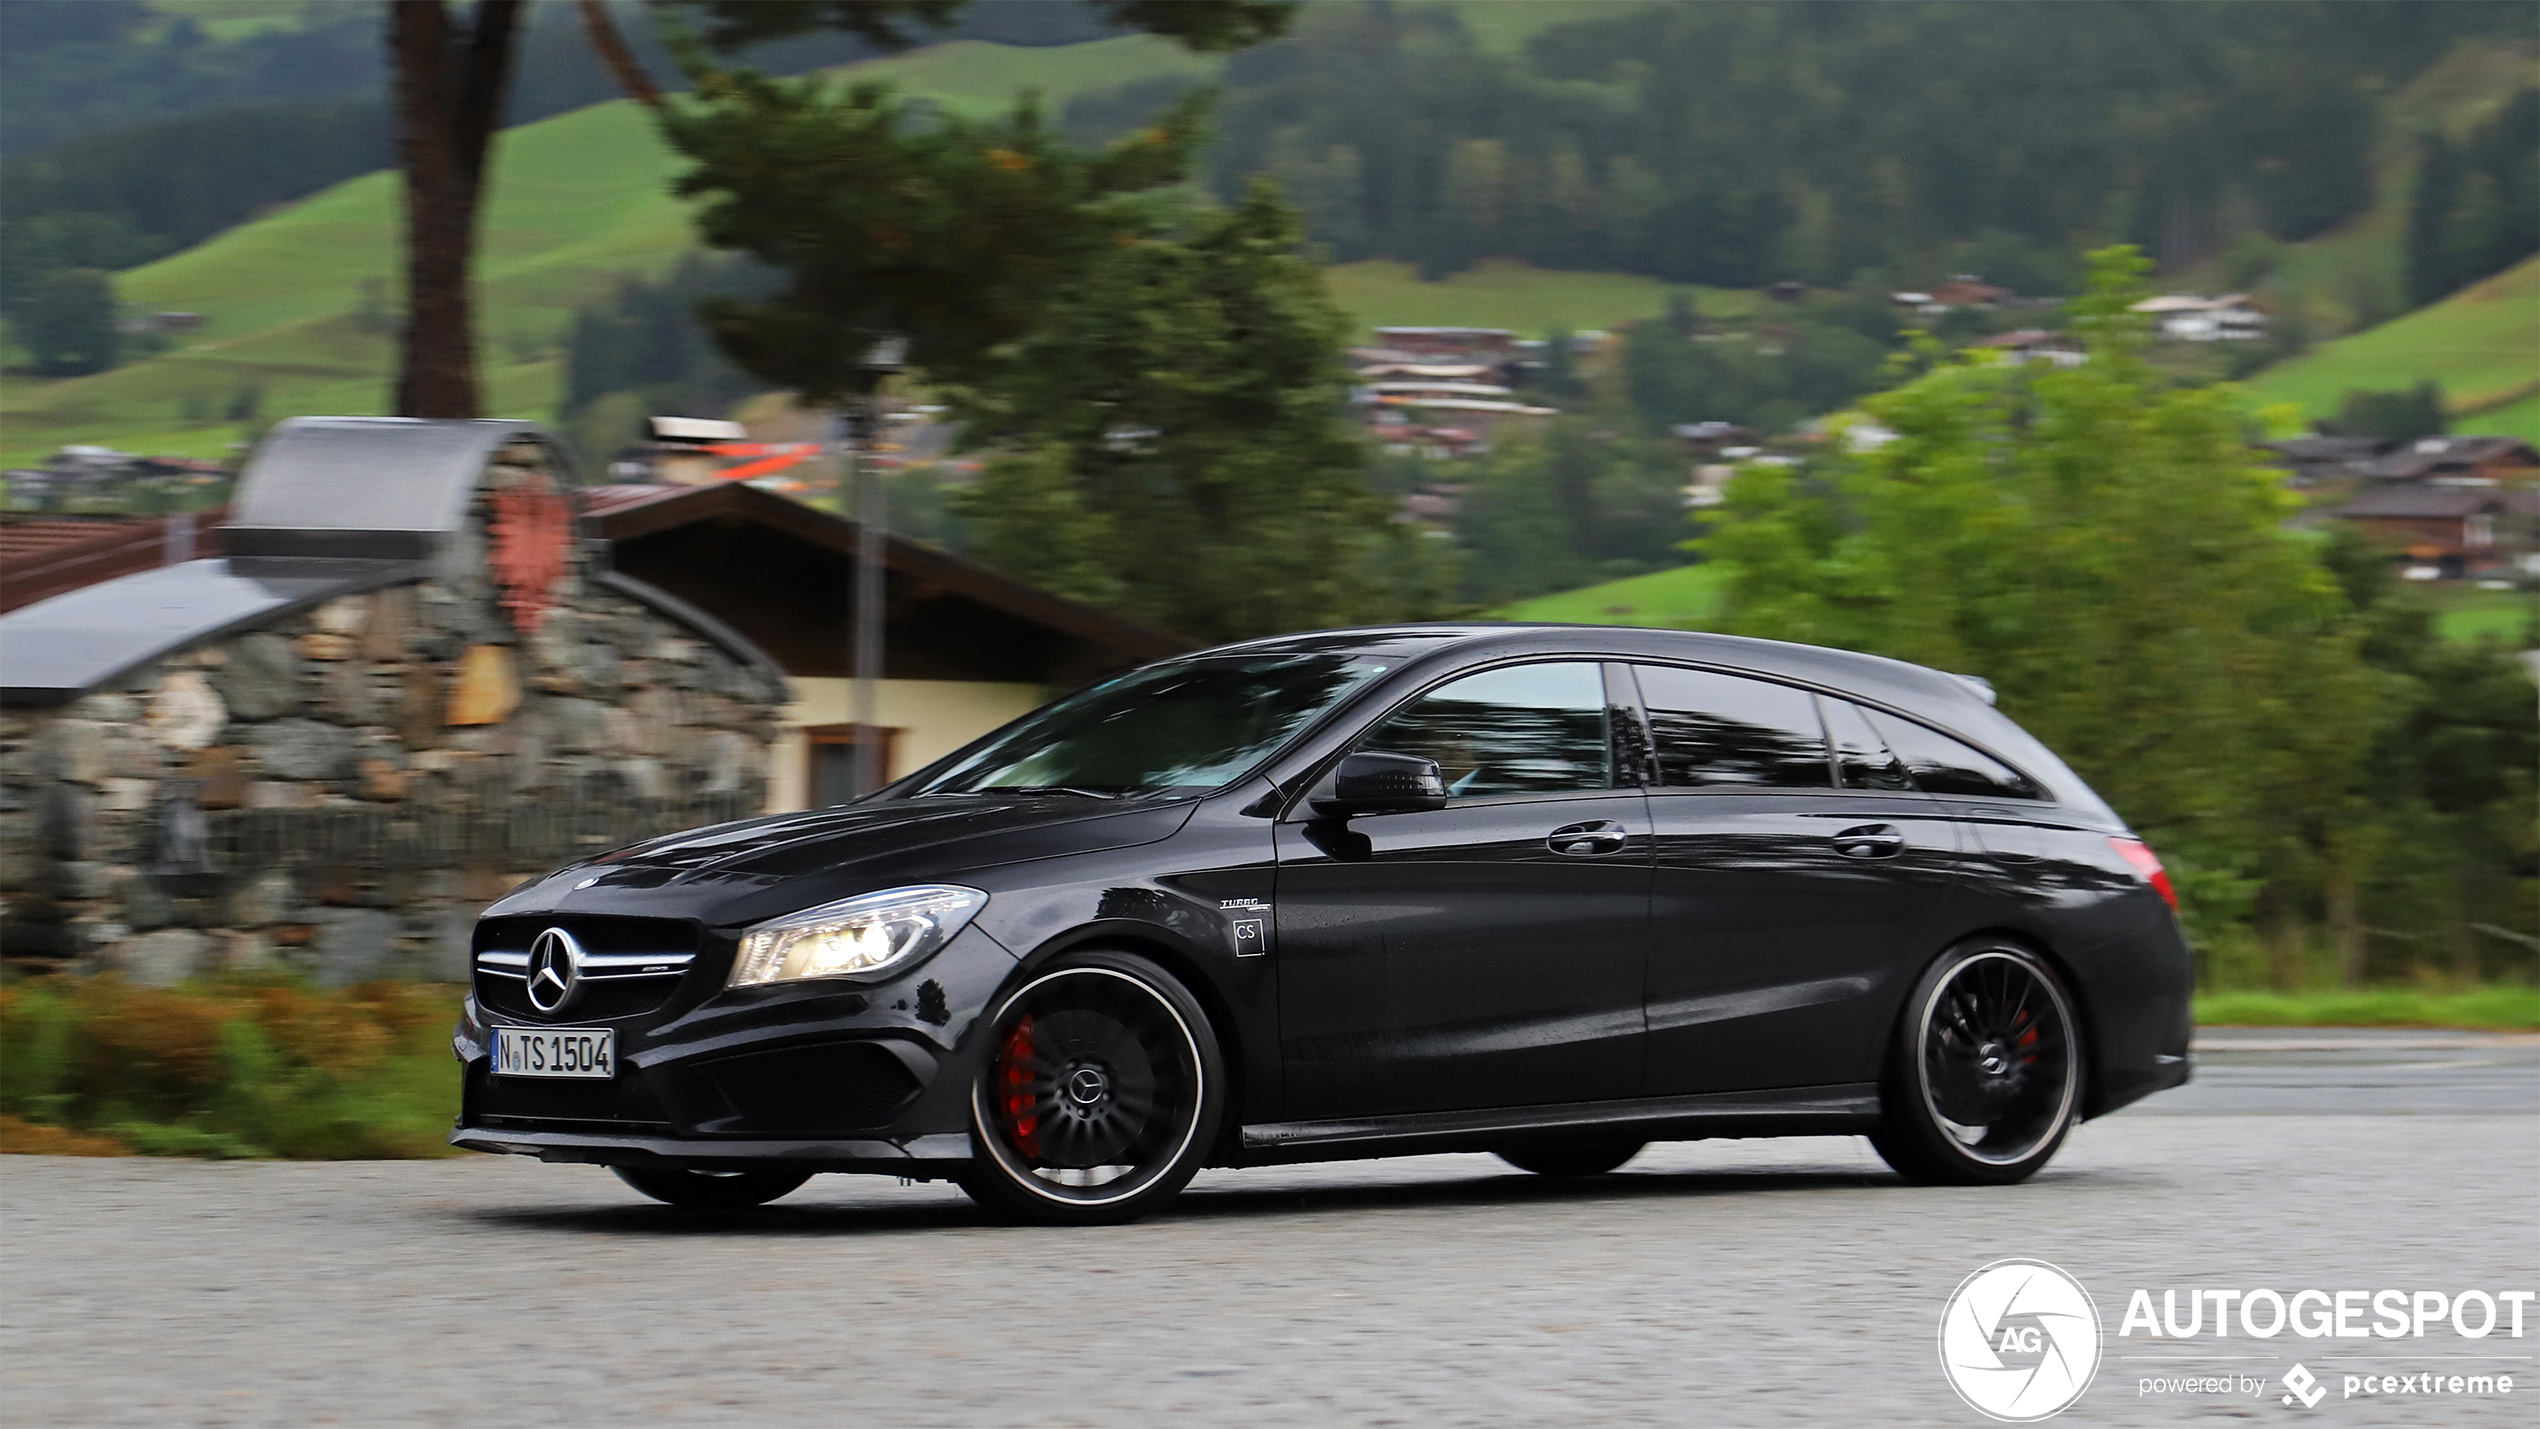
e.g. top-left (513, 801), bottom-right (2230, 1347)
top-left (958, 951), bottom-right (1225, 1226)
top-left (613, 1164), bottom-right (811, 1209)
top-left (1870, 941), bottom-right (2082, 1186)
top-left (1497, 1138), bottom-right (1644, 1177)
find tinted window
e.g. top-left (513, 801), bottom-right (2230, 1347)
top-left (909, 654), bottom-right (1393, 798)
top-left (1822, 698), bottom-right (1912, 791)
top-left (1862, 710), bottom-right (2045, 800)
top-left (1359, 662), bottom-right (1610, 798)
top-left (1634, 666), bottom-right (1829, 789)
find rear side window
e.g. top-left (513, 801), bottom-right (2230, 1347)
top-left (1862, 709), bottom-right (2045, 800)
top-left (1633, 666), bottom-right (1830, 789)
top-left (1359, 661), bottom-right (1611, 798)
top-left (1821, 698), bottom-right (1912, 791)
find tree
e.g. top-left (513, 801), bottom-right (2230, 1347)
top-left (380, 0), bottom-right (1291, 417)
top-left (386, 0), bottom-right (522, 417)
top-left (1697, 247), bottom-right (2398, 970)
top-left (2321, 382), bottom-right (2446, 443)
top-left (946, 185), bottom-right (1448, 641)
top-left (17, 267), bottom-right (121, 376)
top-left (660, 75), bottom-right (1203, 404)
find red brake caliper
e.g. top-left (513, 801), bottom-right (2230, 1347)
top-left (998, 1014), bottom-right (1041, 1160)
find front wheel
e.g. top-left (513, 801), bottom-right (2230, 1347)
top-left (958, 951), bottom-right (1225, 1226)
top-left (613, 1164), bottom-right (812, 1209)
top-left (1870, 941), bottom-right (2083, 1186)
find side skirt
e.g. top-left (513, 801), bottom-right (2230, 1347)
top-left (1237, 1082), bottom-right (1881, 1166)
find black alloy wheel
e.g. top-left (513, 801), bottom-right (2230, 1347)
top-left (1871, 941), bottom-right (2082, 1186)
top-left (1497, 1138), bottom-right (1645, 1177)
top-left (960, 950), bottom-right (1225, 1226)
top-left (613, 1164), bottom-right (813, 1209)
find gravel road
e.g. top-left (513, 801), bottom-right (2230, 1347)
top-left (5, 1034), bottom-right (2534, 1427)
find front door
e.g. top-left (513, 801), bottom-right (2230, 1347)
top-left (1275, 661), bottom-right (1651, 1121)
top-left (1632, 667), bottom-right (1961, 1096)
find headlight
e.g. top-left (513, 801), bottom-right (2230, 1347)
top-left (728, 884), bottom-right (988, 988)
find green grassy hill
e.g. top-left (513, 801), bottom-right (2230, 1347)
top-left (1494, 563), bottom-right (1729, 627)
top-left (0, 18), bottom-right (1755, 469)
top-left (1327, 259), bottom-right (1752, 336)
top-left (2244, 255), bottom-right (2540, 442)
top-left (0, 36), bottom-right (1222, 468)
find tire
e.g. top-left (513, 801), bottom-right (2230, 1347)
top-left (1497, 1138), bottom-right (1644, 1177)
top-left (1870, 940), bottom-right (2084, 1186)
top-left (613, 1164), bottom-right (812, 1209)
top-left (958, 950), bottom-right (1226, 1226)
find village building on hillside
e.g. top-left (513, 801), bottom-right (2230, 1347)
top-left (1891, 276), bottom-right (2019, 316)
top-left (2361, 435), bottom-right (2540, 485)
top-left (2328, 482), bottom-right (2540, 582)
top-left (2131, 293), bottom-right (2267, 341)
top-left (2256, 435), bottom-right (2390, 493)
top-left (1369, 326), bottom-right (1521, 360)
top-left (1972, 329), bottom-right (2086, 366)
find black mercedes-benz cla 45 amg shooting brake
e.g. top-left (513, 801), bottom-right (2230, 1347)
top-left (452, 624), bottom-right (2192, 1223)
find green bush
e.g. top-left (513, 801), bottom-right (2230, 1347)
top-left (0, 975), bottom-right (462, 1158)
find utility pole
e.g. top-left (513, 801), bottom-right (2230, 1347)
top-left (845, 339), bottom-right (903, 799)
top-left (847, 397), bottom-right (886, 797)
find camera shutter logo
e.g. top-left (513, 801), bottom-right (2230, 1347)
top-left (1939, 1259), bottom-right (2103, 1421)
top-left (525, 927), bottom-right (582, 1013)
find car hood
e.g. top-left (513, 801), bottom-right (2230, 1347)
top-left (487, 794), bottom-right (1200, 924)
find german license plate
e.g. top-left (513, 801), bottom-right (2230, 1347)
top-left (491, 1026), bottom-right (614, 1079)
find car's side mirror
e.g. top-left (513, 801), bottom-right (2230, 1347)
top-left (1310, 751), bottom-right (1448, 818)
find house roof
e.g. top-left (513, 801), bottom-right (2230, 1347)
top-left (0, 509), bottom-right (229, 616)
top-left (580, 482), bottom-right (1189, 682)
top-left (2365, 436), bottom-right (2540, 482)
top-left (2132, 293), bottom-right (2254, 314)
top-left (2332, 484), bottom-right (2540, 519)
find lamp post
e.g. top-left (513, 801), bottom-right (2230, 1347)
top-left (845, 338), bottom-right (904, 799)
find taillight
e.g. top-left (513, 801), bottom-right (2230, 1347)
top-left (2108, 837), bottom-right (2177, 912)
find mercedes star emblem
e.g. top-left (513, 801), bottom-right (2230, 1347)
top-left (524, 926), bottom-right (582, 1014)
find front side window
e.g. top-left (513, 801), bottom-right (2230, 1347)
top-left (1862, 709), bottom-right (2044, 800)
top-left (1357, 662), bottom-right (1611, 798)
top-left (1634, 666), bottom-right (1830, 789)
top-left (907, 654), bottom-right (1394, 799)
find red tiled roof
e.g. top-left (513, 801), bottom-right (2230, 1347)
top-left (0, 509), bottom-right (228, 616)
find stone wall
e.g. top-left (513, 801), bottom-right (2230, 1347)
top-left (0, 481), bottom-right (786, 986)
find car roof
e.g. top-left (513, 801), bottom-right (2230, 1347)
top-left (1202, 622), bottom-right (1977, 711)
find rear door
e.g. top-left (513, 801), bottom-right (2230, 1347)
top-left (1634, 667), bottom-right (1961, 1096)
top-left (1274, 661), bottom-right (1651, 1120)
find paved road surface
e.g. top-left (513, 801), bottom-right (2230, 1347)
top-left (5, 1032), bottom-right (2533, 1426)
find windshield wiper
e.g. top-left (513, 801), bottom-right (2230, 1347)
top-left (992, 785), bottom-right (1120, 800)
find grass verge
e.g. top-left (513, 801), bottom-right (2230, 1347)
top-left (2196, 985), bottom-right (2540, 1031)
top-left (0, 975), bottom-right (463, 1158)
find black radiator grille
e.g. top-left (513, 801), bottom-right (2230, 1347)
top-left (472, 915), bottom-right (702, 1024)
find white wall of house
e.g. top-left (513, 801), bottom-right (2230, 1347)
top-left (767, 676), bottom-right (1050, 812)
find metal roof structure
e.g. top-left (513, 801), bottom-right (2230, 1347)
top-left (224, 416), bottom-right (566, 562)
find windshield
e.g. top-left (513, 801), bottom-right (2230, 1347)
top-left (905, 653), bottom-right (1396, 799)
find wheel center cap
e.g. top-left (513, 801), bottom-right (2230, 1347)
top-left (1979, 1043), bottom-right (2010, 1076)
top-left (1064, 1066), bottom-right (1110, 1106)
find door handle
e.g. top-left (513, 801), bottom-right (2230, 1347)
top-left (1831, 823), bottom-right (1906, 859)
top-left (1547, 820), bottom-right (1630, 856)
